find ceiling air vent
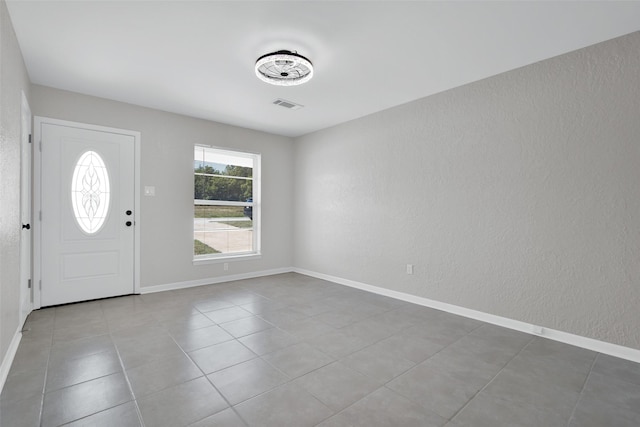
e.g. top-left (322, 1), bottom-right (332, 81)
top-left (272, 98), bottom-right (303, 110)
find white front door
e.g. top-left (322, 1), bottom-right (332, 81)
top-left (39, 121), bottom-right (135, 306)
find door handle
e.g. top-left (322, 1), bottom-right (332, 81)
top-left (22, 223), bottom-right (31, 230)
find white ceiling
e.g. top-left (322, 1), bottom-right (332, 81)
top-left (6, 1), bottom-right (640, 137)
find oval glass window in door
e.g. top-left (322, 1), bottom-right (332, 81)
top-left (71, 151), bottom-right (111, 234)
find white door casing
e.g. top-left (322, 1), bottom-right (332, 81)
top-left (34, 118), bottom-right (140, 307)
top-left (19, 91), bottom-right (32, 325)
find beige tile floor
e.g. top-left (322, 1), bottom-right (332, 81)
top-left (1, 273), bottom-right (639, 426)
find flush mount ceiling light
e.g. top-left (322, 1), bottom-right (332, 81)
top-left (255, 50), bottom-right (314, 86)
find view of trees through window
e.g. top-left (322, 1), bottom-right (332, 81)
top-left (194, 146), bottom-right (258, 258)
top-left (194, 164), bottom-right (252, 202)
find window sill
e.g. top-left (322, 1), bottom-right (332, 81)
top-left (193, 253), bottom-right (261, 266)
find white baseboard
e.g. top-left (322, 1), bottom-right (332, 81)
top-left (140, 267), bottom-right (294, 294)
top-left (138, 265), bottom-right (640, 363)
top-left (0, 328), bottom-right (22, 394)
top-left (293, 267), bottom-right (640, 364)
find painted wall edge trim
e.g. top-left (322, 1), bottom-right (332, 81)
top-left (0, 328), bottom-right (23, 395)
top-left (139, 267), bottom-right (294, 294)
top-left (293, 268), bottom-right (640, 364)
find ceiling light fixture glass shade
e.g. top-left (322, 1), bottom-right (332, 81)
top-left (255, 50), bottom-right (313, 86)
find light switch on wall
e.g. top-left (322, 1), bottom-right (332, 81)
top-left (144, 186), bottom-right (155, 196)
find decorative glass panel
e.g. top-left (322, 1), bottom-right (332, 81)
top-left (71, 151), bottom-right (110, 234)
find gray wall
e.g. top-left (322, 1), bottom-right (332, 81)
top-left (0, 0), bottom-right (31, 366)
top-left (293, 32), bottom-right (640, 350)
top-left (31, 85), bottom-right (294, 289)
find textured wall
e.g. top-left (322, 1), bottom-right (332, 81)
top-left (0, 0), bottom-right (31, 364)
top-left (31, 86), bottom-right (294, 289)
top-left (293, 32), bottom-right (640, 350)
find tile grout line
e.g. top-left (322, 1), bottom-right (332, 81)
top-left (37, 307), bottom-right (56, 427)
top-left (169, 295), bottom-right (263, 427)
top-left (197, 285), bottom-right (343, 426)
top-left (183, 288), bottom-right (401, 425)
top-left (309, 317), bottom-right (490, 425)
top-left (446, 334), bottom-right (537, 423)
top-left (564, 352), bottom-right (599, 427)
top-left (37, 303), bottom-right (155, 426)
top-left (108, 300), bottom-right (147, 427)
top-left (52, 301), bottom-right (146, 425)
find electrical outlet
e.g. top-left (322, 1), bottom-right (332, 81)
top-left (406, 264), bottom-right (414, 275)
top-left (224, 263), bottom-right (229, 271)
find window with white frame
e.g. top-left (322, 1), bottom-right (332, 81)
top-left (194, 145), bottom-right (260, 261)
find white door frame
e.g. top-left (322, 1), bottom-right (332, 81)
top-left (19, 91), bottom-right (32, 325)
top-left (33, 117), bottom-right (141, 308)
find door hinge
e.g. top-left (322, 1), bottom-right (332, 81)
top-left (39, 211), bottom-right (42, 221)
top-left (39, 140), bottom-right (42, 152)
top-left (28, 134), bottom-right (32, 144)
top-left (39, 280), bottom-right (42, 290)
top-left (28, 279), bottom-right (32, 289)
